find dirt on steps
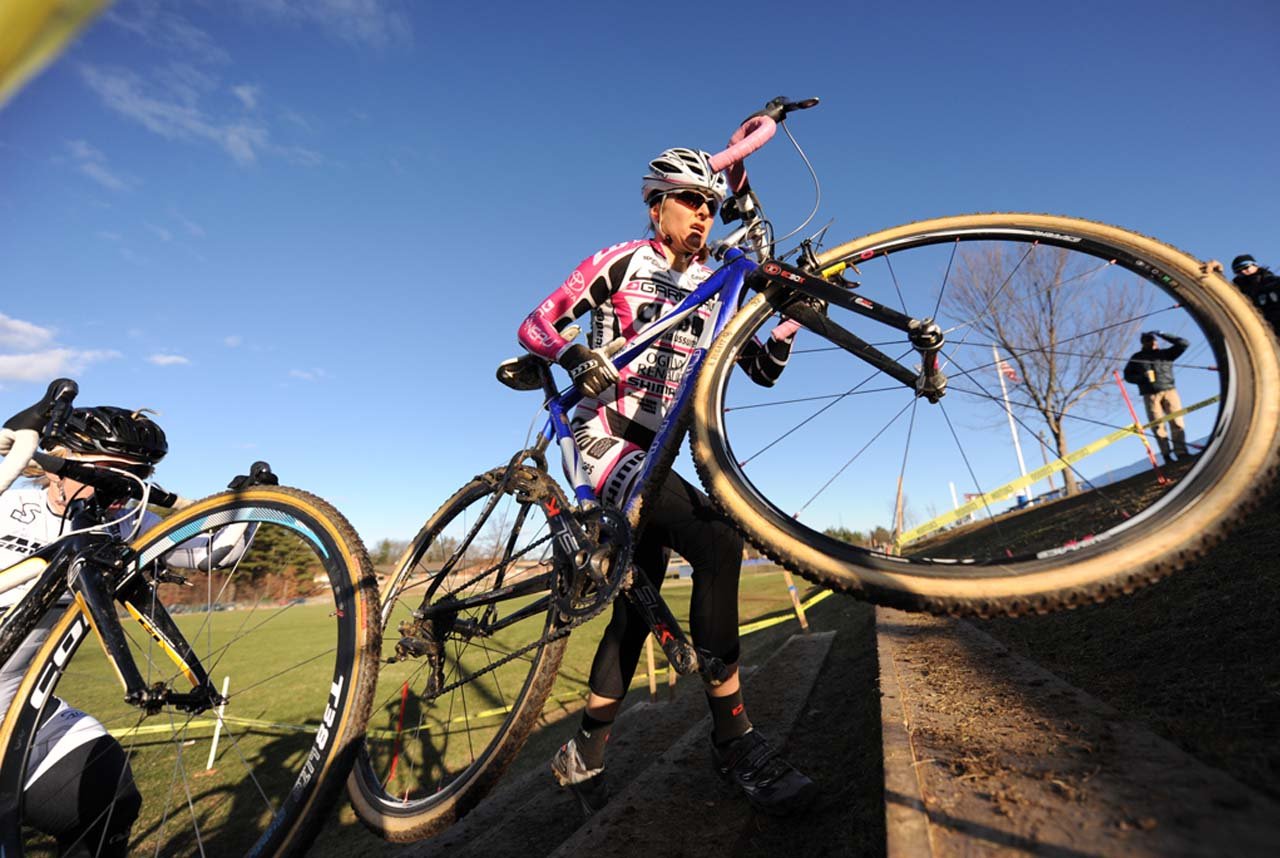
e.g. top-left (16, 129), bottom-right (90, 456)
top-left (550, 630), bottom-right (837, 858)
top-left (878, 608), bottom-right (1280, 857)
top-left (399, 594), bottom-right (884, 858)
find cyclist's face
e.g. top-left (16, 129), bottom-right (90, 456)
top-left (652, 192), bottom-right (714, 255)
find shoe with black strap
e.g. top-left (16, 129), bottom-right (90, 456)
top-left (710, 728), bottom-right (816, 815)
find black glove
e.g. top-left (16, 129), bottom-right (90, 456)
top-left (3, 378), bottom-right (77, 433)
top-left (558, 344), bottom-right (619, 399)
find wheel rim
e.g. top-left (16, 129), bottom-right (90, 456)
top-left (1, 495), bottom-right (365, 857)
top-left (694, 215), bottom-right (1278, 602)
top-left (357, 470), bottom-right (561, 816)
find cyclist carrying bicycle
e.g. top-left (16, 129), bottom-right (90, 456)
top-left (518, 147), bottom-right (816, 816)
top-left (0, 394), bottom-right (253, 856)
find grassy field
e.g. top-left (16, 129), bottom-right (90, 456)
top-left (22, 564), bottom-right (813, 854)
top-left (310, 565), bottom-right (819, 854)
top-left (27, 602), bottom-right (349, 855)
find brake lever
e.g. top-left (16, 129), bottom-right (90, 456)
top-left (745, 96), bottom-right (821, 125)
top-left (227, 461), bottom-right (279, 490)
top-left (42, 378), bottom-right (80, 439)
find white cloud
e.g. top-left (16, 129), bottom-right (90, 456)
top-left (0, 349), bottom-right (121, 382)
top-left (145, 223), bottom-right (173, 242)
top-left (105, 2), bottom-right (230, 65)
top-left (237, 0), bottom-right (412, 48)
top-left (98, 231), bottom-right (123, 241)
top-left (232, 84), bottom-right (260, 110)
top-left (65, 139), bottom-right (133, 191)
top-left (0, 314), bottom-right (54, 350)
top-left (87, 4), bottom-right (357, 166)
top-left (82, 64), bottom-right (271, 166)
top-left (67, 139), bottom-right (103, 161)
top-left (224, 335), bottom-right (242, 347)
top-left (147, 354), bottom-right (190, 366)
top-left (279, 108), bottom-right (312, 131)
top-left (289, 368), bottom-right (327, 381)
top-left (169, 208), bottom-right (206, 238)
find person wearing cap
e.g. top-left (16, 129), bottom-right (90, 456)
top-left (1123, 331), bottom-right (1191, 464)
top-left (1230, 255), bottom-right (1280, 333)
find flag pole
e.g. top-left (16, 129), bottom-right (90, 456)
top-left (993, 344), bottom-right (1029, 483)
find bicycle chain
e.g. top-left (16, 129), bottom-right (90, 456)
top-left (424, 560), bottom-right (629, 701)
top-left (414, 468), bottom-right (630, 700)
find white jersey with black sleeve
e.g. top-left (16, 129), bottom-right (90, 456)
top-left (0, 488), bottom-right (255, 788)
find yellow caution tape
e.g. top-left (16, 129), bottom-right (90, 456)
top-left (111, 714), bottom-right (315, 741)
top-left (111, 576), bottom-right (831, 742)
top-left (737, 588), bottom-right (833, 635)
top-left (895, 396), bottom-right (1218, 547)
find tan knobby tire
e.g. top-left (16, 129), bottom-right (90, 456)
top-left (690, 213), bottom-right (1280, 616)
top-left (0, 486), bottom-right (381, 857)
top-left (347, 467), bottom-right (569, 843)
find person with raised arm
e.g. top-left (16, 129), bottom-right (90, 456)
top-left (1122, 331), bottom-right (1191, 465)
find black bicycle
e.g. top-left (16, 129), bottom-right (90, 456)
top-left (0, 380), bottom-right (381, 856)
top-left (348, 97), bottom-right (1280, 842)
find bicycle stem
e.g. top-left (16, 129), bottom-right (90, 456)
top-left (756, 259), bottom-right (949, 402)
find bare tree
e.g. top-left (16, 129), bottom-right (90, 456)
top-left (945, 245), bottom-right (1145, 495)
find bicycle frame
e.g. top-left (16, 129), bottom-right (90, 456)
top-left (0, 509), bottom-right (223, 717)
top-left (542, 247), bottom-right (759, 513)
top-left (422, 98), bottom-right (949, 678)
top-left (539, 246), bottom-right (942, 514)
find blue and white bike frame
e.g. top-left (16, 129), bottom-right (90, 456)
top-left (540, 247), bottom-right (758, 515)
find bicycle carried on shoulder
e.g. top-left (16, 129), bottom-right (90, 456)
top-left (0, 380), bottom-right (381, 857)
top-left (349, 97), bottom-right (1280, 841)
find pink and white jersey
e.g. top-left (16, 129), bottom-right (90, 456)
top-left (518, 240), bottom-right (718, 503)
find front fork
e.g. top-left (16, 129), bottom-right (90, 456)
top-left (71, 545), bottom-right (221, 715)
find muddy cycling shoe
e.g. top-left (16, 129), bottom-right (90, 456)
top-left (551, 738), bottom-right (610, 817)
top-left (711, 729), bottom-right (816, 815)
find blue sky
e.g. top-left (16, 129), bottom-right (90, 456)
top-left (1, 0), bottom-right (1277, 545)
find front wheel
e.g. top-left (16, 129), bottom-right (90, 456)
top-left (691, 213), bottom-right (1280, 616)
top-left (0, 486), bottom-right (381, 857)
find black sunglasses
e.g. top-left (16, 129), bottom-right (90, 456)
top-left (666, 190), bottom-right (718, 218)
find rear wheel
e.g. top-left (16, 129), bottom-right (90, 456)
top-left (348, 465), bottom-right (574, 843)
top-left (0, 486), bottom-right (380, 857)
top-left (691, 213), bottom-right (1280, 616)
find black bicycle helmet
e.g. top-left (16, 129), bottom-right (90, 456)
top-left (50, 406), bottom-right (168, 464)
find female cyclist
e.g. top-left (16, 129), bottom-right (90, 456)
top-left (517, 147), bottom-right (815, 817)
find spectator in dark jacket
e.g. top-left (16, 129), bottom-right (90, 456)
top-left (1123, 331), bottom-right (1190, 464)
top-left (1231, 255), bottom-right (1280, 333)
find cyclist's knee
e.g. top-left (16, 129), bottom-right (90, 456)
top-left (26, 735), bottom-right (140, 858)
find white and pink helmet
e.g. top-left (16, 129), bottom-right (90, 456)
top-left (641, 148), bottom-right (729, 206)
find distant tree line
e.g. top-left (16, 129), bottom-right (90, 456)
top-left (823, 524), bottom-right (894, 548)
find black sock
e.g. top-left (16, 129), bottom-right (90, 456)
top-left (707, 689), bottom-right (752, 745)
top-left (575, 713), bottom-right (613, 769)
